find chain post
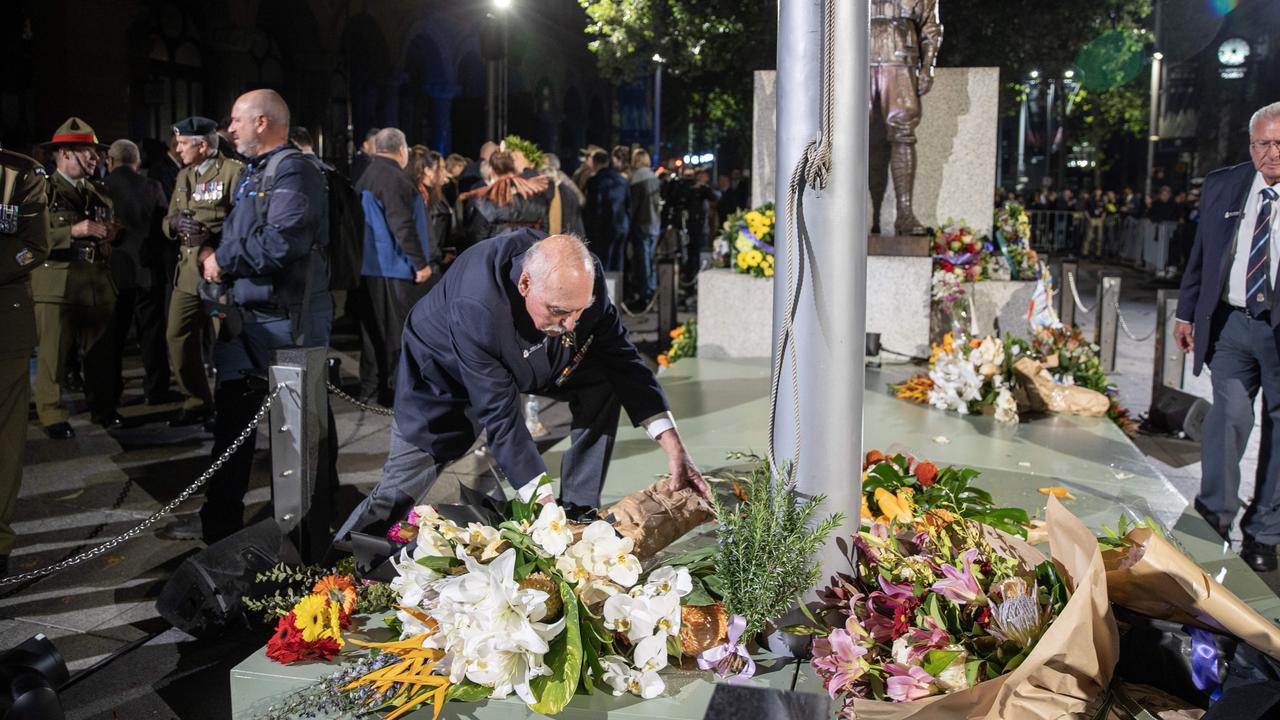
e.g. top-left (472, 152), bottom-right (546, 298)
top-left (1154, 289), bottom-right (1184, 391)
top-left (1095, 272), bottom-right (1122, 372)
top-left (270, 347), bottom-right (329, 564)
top-left (656, 235), bottom-right (679, 348)
top-left (1058, 260), bottom-right (1077, 327)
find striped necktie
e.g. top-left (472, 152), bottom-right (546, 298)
top-left (1247, 186), bottom-right (1278, 317)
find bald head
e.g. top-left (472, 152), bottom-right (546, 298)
top-left (518, 234), bottom-right (596, 337)
top-left (228, 89), bottom-right (291, 158)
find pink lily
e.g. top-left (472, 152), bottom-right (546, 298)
top-left (812, 628), bottom-right (869, 697)
top-left (930, 548), bottom-right (987, 606)
top-left (865, 577), bottom-right (919, 642)
top-left (906, 617), bottom-right (951, 661)
top-left (884, 663), bottom-right (937, 702)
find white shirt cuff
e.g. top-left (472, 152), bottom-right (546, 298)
top-left (1175, 318), bottom-right (1192, 325)
top-left (641, 412), bottom-right (676, 441)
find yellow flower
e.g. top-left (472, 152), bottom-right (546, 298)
top-left (745, 250), bottom-right (764, 267)
top-left (736, 252), bottom-right (750, 270)
top-left (763, 265), bottom-right (774, 277)
top-left (873, 487), bottom-right (915, 524)
top-left (293, 594), bottom-right (343, 645)
top-left (735, 233), bottom-right (754, 253)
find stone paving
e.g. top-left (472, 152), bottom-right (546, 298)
top-left (1, 268), bottom-right (1259, 718)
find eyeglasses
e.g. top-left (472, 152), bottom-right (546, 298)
top-left (1251, 140), bottom-right (1280, 154)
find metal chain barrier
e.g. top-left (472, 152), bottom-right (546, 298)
top-left (1067, 271), bottom-right (1095, 314)
top-left (1111, 297), bottom-right (1159, 342)
top-left (0, 385), bottom-right (285, 588)
top-left (326, 382), bottom-right (395, 417)
top-left (619, 294), bottom-right (659, 319)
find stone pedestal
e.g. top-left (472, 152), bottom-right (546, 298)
top-left (752, 70), bottom-right (777, 209)
top-left (967, 280), bottom-right (1037, 339)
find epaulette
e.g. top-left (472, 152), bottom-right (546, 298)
top-left (0, 148), bottom-right (42, 173)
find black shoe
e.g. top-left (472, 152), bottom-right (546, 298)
top-left (169, 406), bottom-right (213, 428)
top-left (1242, 539), bottom-right (1278, 573)
top-left (1194, 500), bottom-right (1230, 541)
top-left (91, 412), bottom-right (125, 430)
top-left (157, 515), bottom-right (204, 541)
top-left (0, 555), bottom-right (8, 577)
top-left (42, 422), bottom-right (75, 440)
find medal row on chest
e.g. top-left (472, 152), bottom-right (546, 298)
top-left (192, 180), bottom-right (226, 203)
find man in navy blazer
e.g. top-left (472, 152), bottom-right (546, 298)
top-left (1175, 101), bottom-right (1280, 571)
top-left (335, 228), bottom-right (707, 540)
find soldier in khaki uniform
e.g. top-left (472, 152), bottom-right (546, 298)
top-left (163, 117), bottom-right (243, 427)
top-left (0, 149), bottom-right (49, 573)
top-left (32, 117), bottom-right (122, 439)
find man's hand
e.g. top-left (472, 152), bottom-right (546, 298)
top-left (415, 266), bottom-right (434, 284)
top-left (177, 217), bottom-right (212, 244)
top-left (1174, 321), bottom-right (1195, 354)
top-left (71, 219), bottom-right (108, 239)
top-left (656, 428), bottom-right (710, 499)
top-left (202, 251), bottom-right (223, 284)
top-left (917, 70), bottom-right (934, 96)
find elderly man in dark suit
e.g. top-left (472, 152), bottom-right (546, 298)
top-left (1176, 101), bottom-right (1280, 572)
top-left (335, 229), bottom-right (707, 540)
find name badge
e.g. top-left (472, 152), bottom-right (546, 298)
top-left (0, 204), bottom-right (18, 234)
top-left (15, 248), bottom-right (34, 267)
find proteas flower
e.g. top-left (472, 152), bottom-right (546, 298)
top-left (986, 577), bottom-right (1048, 649)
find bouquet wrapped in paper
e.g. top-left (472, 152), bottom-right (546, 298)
top-left (1012, 356), bottom-right (1109, 417)
top-left (606, 478), bottom-right (713, 561)
top-left (1103, 526), bottom-right (1280, 661)
top-left (799, 497), bottom-right (1117, 719)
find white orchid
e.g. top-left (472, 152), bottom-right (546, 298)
top-left (648, 591), bottom-right (682, 637)
top-left (603, 593), bottom-right (661, 643)
top-left (600, 655), bottom-right (666, 699)
top-left (632, 633), bottom-right (670, 674)
top-left (643, 566), bottom-right (692, 598)
top-left (462, 522), bottom-right (507, 561)
top-left (530, 503), bottom-right (574, 557)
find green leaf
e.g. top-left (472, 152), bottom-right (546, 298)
top-left (922, 649), bottom-right (962, 678)
top-left (446, 680), bottom-right (492, 703)
top-left (529, 582), bottom-right (583, 714)
top-left (703, 574), bottom-right (727, 599)
top-left (965, 657), bottom-right (982, 688)
top-left (779, 624), bottom-right (828, 637)
top-left (416, 555), bottom-right (458, 571)
top-left (681, 576), bottom-right (714, 607)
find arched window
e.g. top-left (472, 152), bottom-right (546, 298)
top-left (141, 7), bottom-right (205, 139)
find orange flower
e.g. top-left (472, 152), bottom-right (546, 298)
top-left (657, 354), bottom-right (669, 367)
top-left (313, 575), bottom-right (358, 617)
top-left (670, 326), bottom-right (685, 339)
top-left (914, 461), bottom-right (938, 487)
top-left (864, 449), bottom-right (885, 469)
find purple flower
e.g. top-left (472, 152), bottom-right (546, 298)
top-left (812, 628), bottom-right (869, 697)
top-left (865, 576), bottom-right (920, 642)
top-left (930, 548), bottom-right (987, 606)
top-left (884, 663), bottom-right (937, 702)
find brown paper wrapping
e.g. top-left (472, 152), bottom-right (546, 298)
top-left (851, 497), bottom-right (1118, 719)
top-left (1013, 357), bottom-right (1110, 417)
top-left (1102, 527), bottom-right (1280, 661)
top-left (605, 479), bottom-right (713, 561)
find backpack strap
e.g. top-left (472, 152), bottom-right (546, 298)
top-left (254, 146), bottom-right (303, 226)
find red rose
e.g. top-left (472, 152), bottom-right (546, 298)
top-left (915, 461), bottom-right (938, 487)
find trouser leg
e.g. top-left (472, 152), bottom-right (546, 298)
top-left (33, 302), bottom-right (71, 426)
top-left (1199, 310), bottom-right (1261, 530)
top-left (199, 377), bottom-right (262, 543)
top-left (136, 283), bottom-right (171, 401)
top-left (166, 288), bottom-right (213, 410)
top-left (553, 375), bottom-right (622, 509)
top-left (0, 358), bottom-right (29, 555)
top-left (1240, 317), bottom-right (1280, 544)
top-left (80, 301), bottom-right (118, 419)
top-left (384, 279), bottom-right (414, 395)
top-left (333, 421), bottom-right (449, 542)
top-left (110, 288), bottom-right (137, 404)
top-left (355, 281), bottom-right (384, 398)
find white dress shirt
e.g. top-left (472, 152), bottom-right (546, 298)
top-left (1226, 172), bottom-right (1280, 308)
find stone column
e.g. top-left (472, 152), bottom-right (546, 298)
top-left (426, 81), bottom-right (460, 154)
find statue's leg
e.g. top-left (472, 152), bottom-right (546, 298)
top-left (886, 66), bottom-right (924, 236)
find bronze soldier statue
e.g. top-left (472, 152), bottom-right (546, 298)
top-left (870, 0), bottom-right (942, 236)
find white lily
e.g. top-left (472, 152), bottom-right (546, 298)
top-left (462, 523), bottom-right (506, 560)
top-left (531, 503), bottom-right (574, 557)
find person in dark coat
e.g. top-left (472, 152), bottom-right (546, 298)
top-left (583, 149), bottom-right (630, 272)
top-left (458, 150), bottom-right (552, 252)
top-left (1175, 101), bottom-right (1280, 572)
top-left (354, 128), bottom-right (436, 405)
top-left (104, 139), bottom-right (172, 407)
top-left (349, 127), bottom-right (379, 182)
top-left (334, 230), bottom-right (709, 540)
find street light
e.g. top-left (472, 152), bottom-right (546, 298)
top-left (494, 0), bottom-right (512, 8)
top-left (485, 1), bottom-right (513, 140)
top-left (1063, 69), bottom-right (1075, 79)
top-left (1029, 69), bottom-right (1040, 80)
top-left (652, 54), bottom-right (665, 167)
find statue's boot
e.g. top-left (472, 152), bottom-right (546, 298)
top-left (891, 142), bottom-right (925, 236)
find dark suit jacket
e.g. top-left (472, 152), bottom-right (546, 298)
top-left (105, 167), bottom-right (167, 290)
top-left (395, 228), bottom-right (669, 485)
top-left (1176, 161), bottom-right (1269, 375)
top-left (584, 167), bottom-right (630, 248)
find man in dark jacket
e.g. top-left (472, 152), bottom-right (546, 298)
top-left (584, 149), bottom-right (630, 272)
top-left (161, 89), bottom-right (336, 544)
top-left (1175, 101), bottom-right (1280, 571)
top-left (104, 139), bottom-right (172, 408)
top-left (334, 230), bottom-right (709, 540)
top-left (627, 149), bottom-right (662, 304)
top-left (354, 127), bottom-right (436, 405)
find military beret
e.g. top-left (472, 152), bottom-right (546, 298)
top-left (173, 116), bottom-right (218, 137)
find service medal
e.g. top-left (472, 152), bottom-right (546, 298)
top-left (0, 204), bottom-right (17, 234)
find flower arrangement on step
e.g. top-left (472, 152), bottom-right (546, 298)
top-left (891, 333), bottom-right (1020, 424)
top-left (860, 450), bottom-right (1030, 539)
top-left (993, 202), bottom-right (1038, 280)
top-left (1008, 325), bottom-right (1138, 436)
top-left (245, 558), bottom-right (396, 628)
top-left (657, 319), bottom-right (696, 367)
top-left (931, 220), bottom-right (992, 283)
top-left (714, 203), bottom-right (776, 278)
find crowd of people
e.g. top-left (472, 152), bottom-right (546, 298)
top-left (997, 183), bottom-right (1202, 280)
top-left (1, 91), bottom-right (748, 555)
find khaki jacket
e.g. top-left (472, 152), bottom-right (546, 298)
top-left (31, 171), bottom-right (116, 306)
top-left (0, 150), bottom-right (49, 359)
top-left (163, 152), bottom-right (243, 295)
